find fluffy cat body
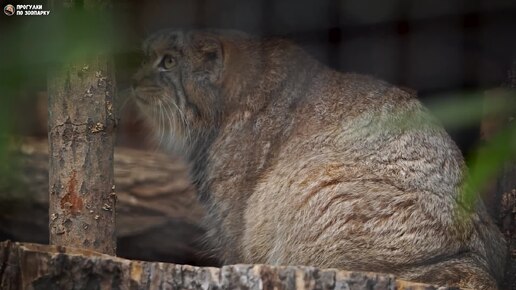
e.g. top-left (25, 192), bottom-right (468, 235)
top-left (133, 29), bottom-right (506, 289)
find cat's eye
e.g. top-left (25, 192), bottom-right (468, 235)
top-left (160, 54), bottom-right (176, 70)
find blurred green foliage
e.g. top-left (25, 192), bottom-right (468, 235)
top-left (464, 122), bottom-right (516, 207)
top-left (428, 90), bottom-right (516, 210)
top-left (0, 5), bottom-right (122, 195)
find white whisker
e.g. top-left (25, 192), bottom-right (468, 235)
top-left (176, 101), bottom-right (191, 141)
top-left (150, 104), bottom-right (160, 152)
top-left (157, 100), bottom-right (165, 149)
top-left (162, 100), bottom-right (175, 148)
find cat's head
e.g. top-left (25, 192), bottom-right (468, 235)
top-left (133, 29), bottom-right (237, 148)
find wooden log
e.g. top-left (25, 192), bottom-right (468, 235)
top-left (0, 138), bottom-right (215, 266)
top-left (0, 241), bottom-right (455, 290)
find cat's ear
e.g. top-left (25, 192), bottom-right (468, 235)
top-left (187, 32), bottom-right (224, 82)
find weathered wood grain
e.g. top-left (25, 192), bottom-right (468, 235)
top-left (0, 241), bottom-right (456, 290)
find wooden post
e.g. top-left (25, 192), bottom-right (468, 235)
top-left (47, 0), bottom-right (117, 254)
top-left (48, 57), bottom-right (117, 255)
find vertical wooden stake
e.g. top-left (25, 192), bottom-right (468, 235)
top-left (48, 55), bottom-right (117, 255)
